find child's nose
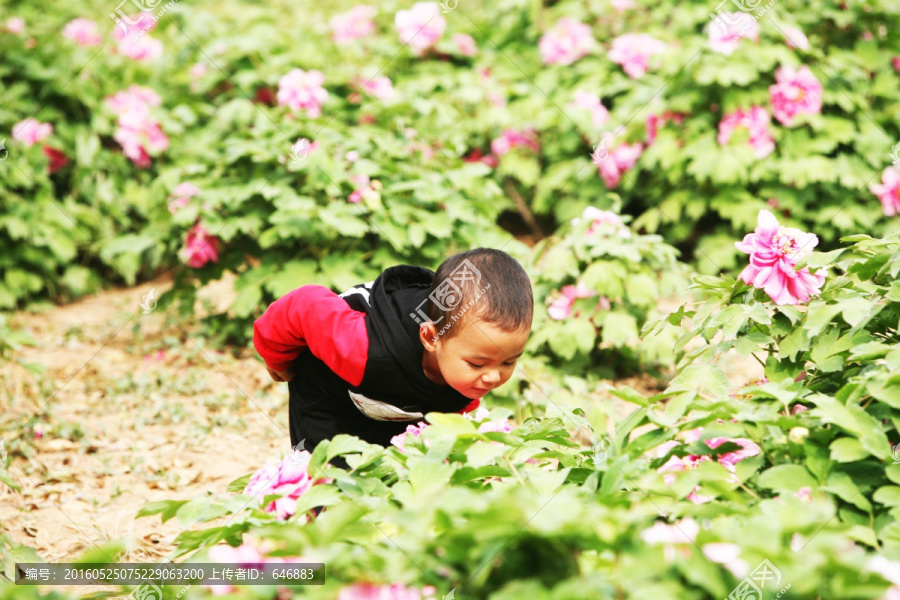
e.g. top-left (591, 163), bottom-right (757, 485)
top-left (482, 370), bottom-right (501, 385)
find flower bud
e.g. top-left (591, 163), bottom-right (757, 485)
top-left (788, 427), bottom-right (809, 444)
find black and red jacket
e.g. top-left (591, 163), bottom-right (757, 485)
top-left (253, 265), bottom-right (480, 451)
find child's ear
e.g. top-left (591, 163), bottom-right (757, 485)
top-left (419, 322), bottom-right (439, 351)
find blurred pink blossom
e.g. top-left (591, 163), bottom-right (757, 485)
top-left (547, 282), bottom-right (596, 320)
top-left (735, 210), bottom-right (825, 305)
top-left (769, 65), bottom-right (823, 126)
top-left (782, 25), bottom-right (810, 50)
top-left (702, 543), bottom-right (749, 578)
top-left (463, 148), bottom-right (499, 169)
top-left (62, 18), bottom-right (102, 47)
top-left (597, 138), bottom-right (643, 188)
top-left (359, 75), bottom-right (394, 101)
top-left (277, 69), bottom-right (329, 118)
top-left (571, 206), bottom-right (631, 238)
top-left (190, 62), bottom-right (208, 79)
top-left (338, 583), bottom-right (437, 600)
top-left (390, 422), bottom-right (430, 453)
top-left (6, 17), bottom-right (24, 34)
top-left (608, 33), bottom-right (666, 78)
top-left (870, 167), bottom-right (900, 217)
top-left (12, 118), bottom-right (53, 147)
top-left (111, 12), bottom-right (156, 40)
top-left (106, 85), bottom-right (162, 115)
top-left (243, 449), bottom-right (332, 520)
top-left (117, 36), bottom-right (164, 61)
top-left (113, 111), bottom-right (169, 168)
top-left (330, 5), bottom-right (377, 44)
top-left (43, 146), bottom-right (69, 174)
top-left (640, 517), bottom-right (699, 545)
top-left (453, 33), bottom-right (476, 56)
top-left (894, 57), bottom-right (900, 73)
top-left (707, 13), bottom-right (758, 55)
top-left (168, 182), bottom-right (202, 214)
top-left (717, 106), bottom-right (775, 159)
top-left (571, 90), bottom-right (609, 128)
top-left (182, 223), bottom-right (220, 269)
top-left (539, 17), bottom-right (595, 66)
top-left (491, 129), bottom-right (539, 156)
top-left (645, 111), bottom-right (686, 145)
top-left (395, 2), bottom-right (445, 55)
top-left (610, 0), bottom-right (636, 11)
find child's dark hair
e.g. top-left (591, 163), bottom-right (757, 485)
top-left (424, 248), bottom-right (533, 339)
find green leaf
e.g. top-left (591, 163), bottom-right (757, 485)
top-left (873, 486), bottom-right (900, 507)
top-left (829, 438), bottom-right (870, 462)
top-left (757, 465), bottom-right (817, 491)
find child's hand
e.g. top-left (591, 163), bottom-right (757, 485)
top-left (266, 366), bottom-right (294, 382)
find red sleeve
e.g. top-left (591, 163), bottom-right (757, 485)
top-left (253, 285), bottom-right (368, 386)
top-left (459, 399), bottom-right (480, 414)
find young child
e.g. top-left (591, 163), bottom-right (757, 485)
top-left (252, 248), bottom-right (533, 458)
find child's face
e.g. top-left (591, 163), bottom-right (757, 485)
top-left (420, 318), bottom-right (530, 399)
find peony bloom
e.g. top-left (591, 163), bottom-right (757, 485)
top-left (116, 36), bottom-right (163, 61)
top-left (243, 449), bottom-right (332, 520)
top-left (106, 85), bottom-right (161, 115)
top-left (182, 223), bottom-right (220, 269)
top-left (571, 90), bottom-right (610, 128)
top-left (330, 5), bottom-right (377, 44)
top-left (168, 182), bottom-right (201, 214)
top-left (702, 543), bottom-right (749, 578)
top-left (645, 111), bottom-right (685, 145)
top-left (870, 167), bottom-right (900, 217)
top-left (359, 75), bottom-right (394, 101)
top-left (6, 17), bottom-right (24, 34)
top-left (111, 12), bottom-right (156, 40)
top-left (571, 206), bottom-right (631, 238)
top-left (769, 65), bottom-right (823, 126)
top-left (12, 118), bottom-right (53, 147)
top-left (453, 33), bottom-right (476, 56)
top-left (113, 111), bottom-right (169, 168)
top-left (62, 18), bottom-right (102, 46)
top-left (491, 129), bottom-right (540, 156)
top-left (610, 0), bottom-right (636, 11)
top-left (42, 147), bottom-right (69, 174)
top-left (463, 148), bottom-right (499, 169)
top-left (338, 583), bottom-right (437, 600)
top-left (735, 210), bottom-right (825, 306)
top-left (190, 62), bottom-right (208, 79)
top-left (277, 69), bottom-right (329, 118)
top-left (608, 33), bottom-right (666, 78)
top-left (394, 2), bottom-right (445, 55)
top-left (390, 422), bottom-right (430, 453)
top-left (539, 17), bottom-right (595, 66)
top-left (782, 25), bottom-right (810, 50)
top-left (717, 106), bottom-right (775, 159)
top-left (596, 137), bottom-right (643, 188)
top-left (707, 12), bottom-right (758, 56)
top-left (641, 518), bottom-right (699, 545)
top-left (547, 282), bottom-right (596, 320)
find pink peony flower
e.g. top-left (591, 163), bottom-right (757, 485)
top-left (702, 543), bottom-right (749, 578)
top-left (782, 25), bottom-right (810, 50)
top-left (277, 69), bottom-right (329, 118)
top-left (6, 17), bottom-right (24, 34)
top-left (12, 118), bottom-right (53, 147)
top-left (190, 62), bottom-right (208, 79)
top-left (62, 18), bottom-right (102, 47)
top-left (769, 65), bottom-right (823, 126)
top-left (539, 17), bottom-right (595, 66)
top-left (894, 57), bottom-right (900, 73)
top-left (168, 182), bottom-right (201, 214)
top-left (491, 129), bottom-right (540, 156)
top-left (117, 36), bottom-right (164, 61)
top-left (707, 12), bottom-right (759, 56)
top-left (610, 0), bottom-right (636, 11)
top-left (571, 90), bottom-right (610, 128)
top-left (453, 33), bottom-right (476, 56)
top-left (338, 583), bottom-right (437, 600)
top-left (717, 106), bottom-right (775, 159)
top-left (113, 111), bottom-right (169, 168)
top-left (359, 75), bottom-right (394, 101)
top-left (330, 5), bottom-right (377, 44)
top-left (608, 33), bottom-right (666, 78)
top-left (478, 418), bottom-right (513, 434)
top-left (645, 111), bottom-right (686, 145)
top-left (596, 137), bottom-right (644, 188)
top-left (571, 206), bottom-right (631, 238)
top-left (390, 421), bottom-right (430, 453)
top-left (640, 518), bottom-right (699, 545)
top-left (463, 148), bottom-right (499, 169)
top-left (547, 282), bottom-right (596, 320)
top-left (243, 449), bottom-right (332, 520)
top-left (182, 223), bottom-right (220, 269)
top-left (735, 210), bottom-right (826, 305)
top-left (106, 85), bottom-right (162, 115)
top-left (870, 167), bottom-right (900, 217)
top-left (394, 2), bottom-right (445, 55)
